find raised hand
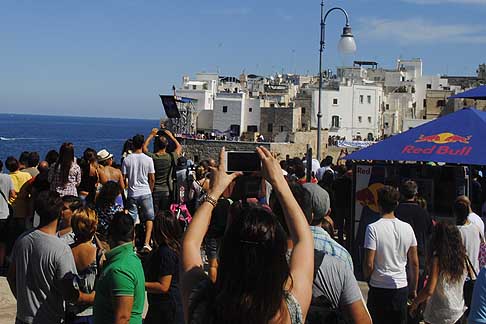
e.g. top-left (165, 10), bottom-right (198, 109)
top-left (208, 147), bottom-right (242, 198)
top-left (256, 146), bottom-right (286, 188)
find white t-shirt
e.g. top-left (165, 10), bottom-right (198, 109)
top-left (121, 153), bottom-right (155, 198)
top-left (458, 222), bottom-right (481, 274)
top-left (468, 212), bottom-right (485, 236)
top-left (364, 217), bottom-right (417, 289)
top-left (0, 173), bottom-right (14, 220)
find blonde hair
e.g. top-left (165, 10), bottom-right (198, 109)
top-left (71, 207), bottom-right (98, 243)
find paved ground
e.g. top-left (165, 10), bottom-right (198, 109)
top-left (0, 277), bottom-right (370, 323)
top-left (0, 278), bottom-right (16, 324)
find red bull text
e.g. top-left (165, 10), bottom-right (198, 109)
top-left (402, 133), bottom-right (473, 156)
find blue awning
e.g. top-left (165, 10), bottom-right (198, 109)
top-left (345, 108), bottom-right (486, 165)
top-left (449, 85), bottom-right (486, 100)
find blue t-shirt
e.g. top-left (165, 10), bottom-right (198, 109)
top-left (469, 267), bottom-right (486, 324)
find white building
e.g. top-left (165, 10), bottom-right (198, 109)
top-left (212, 92), bottom-right (261, 136)
top-left (177, 73), bottom-right (219, 113)
top-left (312, 83), bottom-right (383, 140)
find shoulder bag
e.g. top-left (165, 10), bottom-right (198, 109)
top-left (464, 254), bottom-right (478, 308)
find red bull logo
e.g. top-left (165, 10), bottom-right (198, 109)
top-left (356, 183), bottom-right (383, 213)
top-left (415, 132), bottom-right (472, 144)
top-left (402, 132), bottom-right (473, 157)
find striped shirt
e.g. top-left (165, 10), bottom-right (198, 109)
top-left (310, 225), bottom-right (354, 271)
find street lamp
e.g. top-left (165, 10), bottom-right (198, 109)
top-left (316, 1), bottom-right (356, 161)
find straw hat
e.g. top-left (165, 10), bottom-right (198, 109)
top-left (97, 149), bottom-right (113, 162)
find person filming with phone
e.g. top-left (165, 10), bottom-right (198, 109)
top-left (181, 146), bottom-right (314, 324)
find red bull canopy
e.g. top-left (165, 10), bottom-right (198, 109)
top-left (345, 108), bottom-right (486, 165)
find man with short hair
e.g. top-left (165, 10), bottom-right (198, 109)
top-left (363, 186), bottom-right (419, 324)
top-left (18, 151), bottom-right (30, 171)
top-left (316, 155), bottom-right (334, 181)
top-left (6, 156), bottom-right (32, 239)
top-left (457, 195), bottom-right (484, 235)
top-left (6, 156), bottom-right (31, 204)
top-left (142, 128), bottom-right (182, 213)
top-left (122, 134), bottom-right (156, 252)
top-left (7, 191), bottom-right (93, 324)
top-left (303, 182), bottom-right (354, 271)
top-left (271, 182), bottom-right (370, 324)
top-left (57, 196), bottom-right (82, 245)
top-left (455, 198), bottom-right (481, 274)
top-left (22, 152), bottom-right (40, 178)
top-left (395, 180), bottom-right (433, 298)
top-left (93, 212), bottom-right (145, 324)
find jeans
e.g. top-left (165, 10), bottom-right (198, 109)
top-left (127, 193), bottom-right (155, 222)
top-left (367, 286), bottom-right (408, 324)
top-left (152, 191), bottom-right (171, 214)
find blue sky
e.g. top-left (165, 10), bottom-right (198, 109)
top-left (1, 0), bottom-right (485, 119)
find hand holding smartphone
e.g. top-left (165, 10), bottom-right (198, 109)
top-left (225, 151), bottom-right (261, 173)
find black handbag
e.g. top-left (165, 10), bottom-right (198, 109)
top-left (464, 255), bottom-right (477, 308)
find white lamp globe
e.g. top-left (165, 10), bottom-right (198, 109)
top-left (338, 25), bottom-right (356, 54)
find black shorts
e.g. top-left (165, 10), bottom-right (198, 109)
top-left (0, 219), bottom-right (9, 243)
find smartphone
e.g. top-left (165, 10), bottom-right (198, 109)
top-left (225, 151), bottom-right (261, 172)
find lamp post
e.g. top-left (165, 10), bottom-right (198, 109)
top-left (316, 1), bottom-right (356, 161)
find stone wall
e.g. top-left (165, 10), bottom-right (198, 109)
top-left (180, 128), bottom-right (329, 162)
top-left (180, 138), bottom-right (270, 162)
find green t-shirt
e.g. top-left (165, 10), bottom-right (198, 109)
top-left (94, 242), bottom-right (145, 324)
top-left (145, 151), bottom-right (178, 193)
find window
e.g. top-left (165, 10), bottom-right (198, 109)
top-left (270, 103), bottom-right (275, 107)
top-left (268, 123), bottom-right (273, 132)
top-left (358, 116), bottom-right (362, 123)
top-left (280, 126), bottom-right (284, 132)
top-left (301, 107), bottom-right (306, 114)
top-left (386, 104), bottom-right (390, 110)
top-left (368, 116), bottom-right (372, 123)
top-left (230, 124), bottom-right (240, 136)
top-left (437, 100), bottom-right (446, 107)
top-left (222, 106), bottom-right (228, 113)
top-left (384, 122), bottom-right (389, 128)
top-left (331, 115), bottom-right (340, 128)
top-left (333, 98), bottom-right (338, 105)
top-left (367, 95), bottom-right (372, 104)
top-left (247, 125), bottom-right (258, 132)
top-left (367, 133), bottom-right (374, 141)
top-left (423, 99), bottom-right (427, 108)
top-left (192, 85), bottom-right (197, 90)
top-left (426, 83), bottom-right (432, 89)
top-left (359, 95), bottom-right (364, 104)
top-left (249, 107), bottom-right (253, 112)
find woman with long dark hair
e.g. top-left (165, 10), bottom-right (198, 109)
top-left (78, 148), bottom-right (104, 204)
top-left (182, 147), bottom-right (314, 324)
top-left (409, 222), bottom-right (467, 324)
top-left (144, 211), bottom-right (184, 324)
top-left (48, 142), bottom-right (81, 197)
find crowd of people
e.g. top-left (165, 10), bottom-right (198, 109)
top-left (2, 126), bottom-right (486, 324)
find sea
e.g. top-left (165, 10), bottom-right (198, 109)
top-left (0, 113), bottom-right (160, 165)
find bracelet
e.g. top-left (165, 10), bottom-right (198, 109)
top-left (204, 193), bottom-right (218, 207)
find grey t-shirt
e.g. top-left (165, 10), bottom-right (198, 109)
top-left (0, 173), bottom-right (14, 220)
top-left (11, 229), bottom-right (78, 324)
top-left (313, 254), bottom-right (362, 309)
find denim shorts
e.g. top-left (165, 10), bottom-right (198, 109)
top-left (127, 193), bottom-right (155, 222)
